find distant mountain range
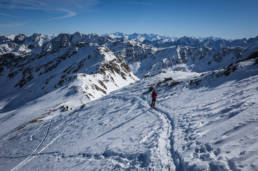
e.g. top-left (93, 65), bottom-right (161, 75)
top-left (0, 32), bottom-right (257, 104)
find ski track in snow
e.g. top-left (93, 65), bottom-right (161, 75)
top-left (10, 119), bottom-right (54, 171)
top-left (10, 119), bottom-right (66, 171)
top-left (6, 107), bottom-right (86, 170)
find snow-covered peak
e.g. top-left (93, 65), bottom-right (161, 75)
top-left (71, 32), bottom-right (83, 44)
top-left (0, 35), bottom-right (12, 44)
top-left (6, 34), bottom-right (16, 40)
top-left (106, 32), bottom-right (174, 42)
top-left (14, 34), bottom-right (27, 44)
top-left (98, 46), bottom-right (116, 61)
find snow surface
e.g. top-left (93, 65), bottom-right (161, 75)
top-left (1, 57), bottom-right (258, 170)
top-left (0, 32), bottom-right (258, 170)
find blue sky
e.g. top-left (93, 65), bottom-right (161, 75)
top-left (0, 0), bottom-right (258, 39)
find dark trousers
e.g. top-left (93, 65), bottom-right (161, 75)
top-left (151, 98), bottom-right (156, 107)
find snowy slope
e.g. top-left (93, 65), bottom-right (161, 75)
top-left (0, 33), bottom-right (258, 170)
top-left (155, 55), bottom-right (258, 170)
top-left (0, 54), bottom-right (257, 170)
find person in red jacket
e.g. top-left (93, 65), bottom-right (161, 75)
top-left (151, 89), bottom-right (157, 108)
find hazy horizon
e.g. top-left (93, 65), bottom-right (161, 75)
top-left (1, 0), bottom-right (258, 39)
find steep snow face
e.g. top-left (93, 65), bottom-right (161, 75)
top-left (98, 46), bottom-right (116, 61)
top-left (0, 33), bottom-right (138, 135)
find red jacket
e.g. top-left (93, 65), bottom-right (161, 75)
top-left (152, 91), bottom-right (157, 99)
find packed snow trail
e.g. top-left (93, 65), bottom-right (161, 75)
top-left (139, 96), bottom-right (175, 170)
top-left (151, 108), bottom-right (175, 170)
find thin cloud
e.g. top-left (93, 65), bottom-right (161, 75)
top-left (51, 9), bottom-right (77, 20)
top-left (0, 0), bottom-right (47, 10)
top-left (0, 23), bottom-right (25, 28)
top-left (70, 0), bottom-right (99, 9)
top-left (127, 1), bottom-right (153, 6)
top-left (0, 0), bottom-right (100, 20)
top-left (0, 13), bottom-right (14, 17)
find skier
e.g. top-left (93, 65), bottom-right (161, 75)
top-left (151, 89), bottom-right (157, 108)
